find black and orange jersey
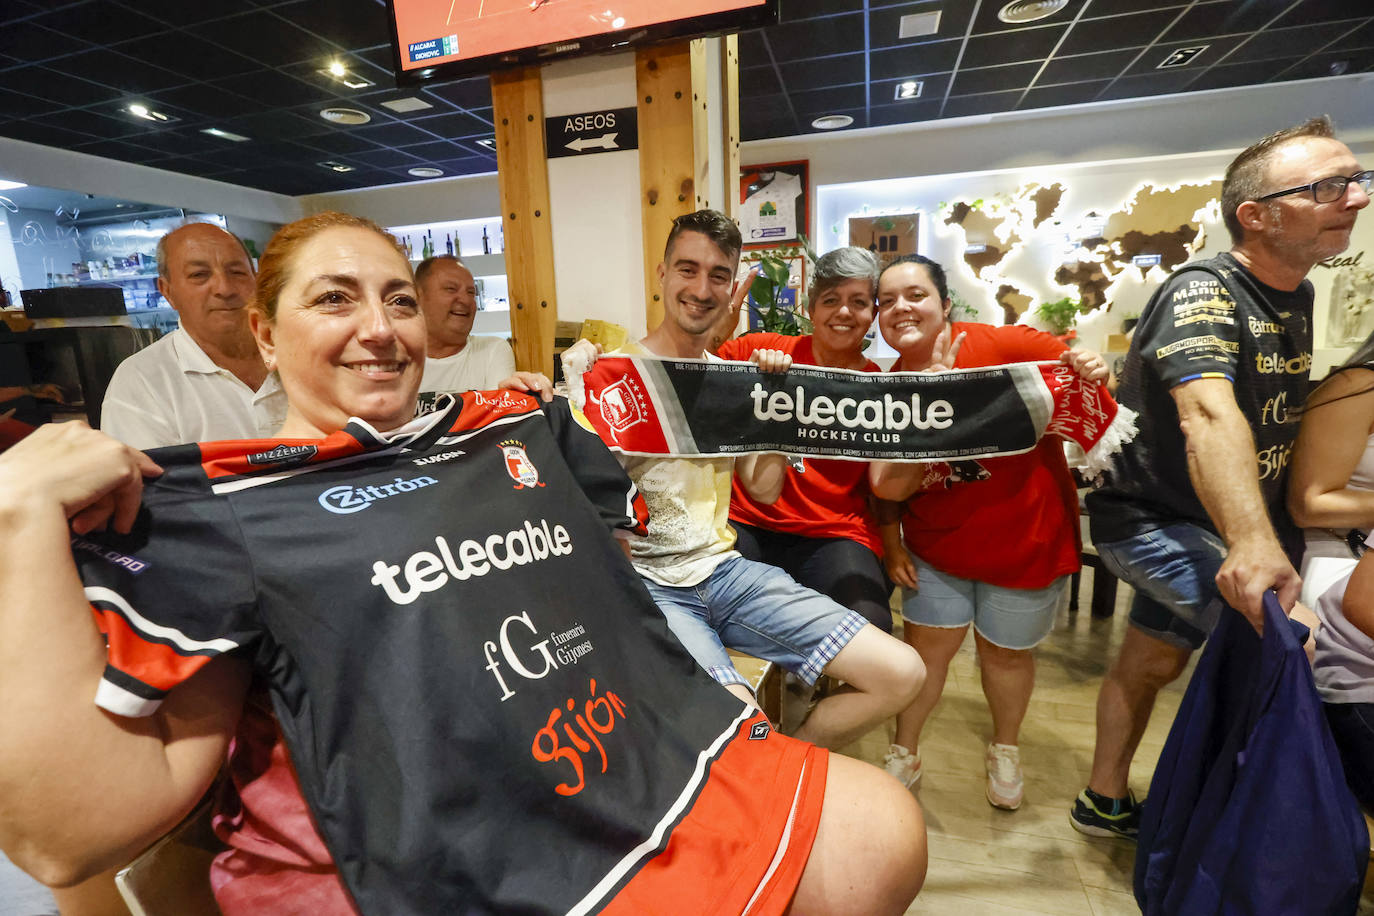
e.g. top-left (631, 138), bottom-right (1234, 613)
top-left (72, 392), bottom-right (823, 914)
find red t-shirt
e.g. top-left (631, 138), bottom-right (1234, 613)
top-left (898, 322), bottom-right (1081, 589)
top-left (716, 333), bottom-right (884, 555)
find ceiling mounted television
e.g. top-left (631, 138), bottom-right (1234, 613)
top-left (385, 0), bottom-right (778, 85)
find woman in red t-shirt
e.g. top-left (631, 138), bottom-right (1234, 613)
top-left (872, 255), bottom-right (1107, 811)
top-left (716, 247), bottom-right (894, 632)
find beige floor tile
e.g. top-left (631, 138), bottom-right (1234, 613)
top-left (1084, 885), bottom-right (1142, 916)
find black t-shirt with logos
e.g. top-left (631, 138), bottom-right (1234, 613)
top-left (70, 392), bottom-right (810, 914)
top-left (1087, 253), bottom-right (1313, 558)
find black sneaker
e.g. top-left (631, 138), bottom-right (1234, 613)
top-left (1070, 788), bottom-right (1141, 839)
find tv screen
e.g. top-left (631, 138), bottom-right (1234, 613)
top-left (385, 0), bottom-right (777, 84)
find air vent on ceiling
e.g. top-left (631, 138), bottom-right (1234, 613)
top-left (898, 11), bottom-right (941, 39)
top-left (319, 107), bottom-right (371, 125)
top-left (997, 0), bottom-right (1069, 24)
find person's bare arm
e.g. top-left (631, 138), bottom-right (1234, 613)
top-left (735, 453), bottom-right (789, 504)
top-left (1288, 369), bottom-right (1374, 529)
top-left (1173, 377), bottom-right (1300, 629)
top-left (1341, 550), bottom-right (1374, 642)
top-left (0, 425), bottom-right (246, 885)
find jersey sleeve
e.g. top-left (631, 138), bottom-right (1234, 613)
top-left (1135, 268), bottom-right (1240, 388)
top-left (990, 323), bottom-right (1069, 362)
top-left (715, 332), bottom-right (793, 361)
top-left (71, 463), bottom-right (262, 718)
top-left (542, 396), bottom-right (650, 538)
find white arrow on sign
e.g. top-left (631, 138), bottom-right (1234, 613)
top-left (566, 133), bottom-right (620, 152)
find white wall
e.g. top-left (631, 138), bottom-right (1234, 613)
top-left (542, 53), bottom-right (647, 337)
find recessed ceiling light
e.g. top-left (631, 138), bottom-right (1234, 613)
top-left (320, 107), bottom-right (372, 125)
top-left (408, 166), bottom-right (444, 178)
top-left (381, 96), bottom-right (434, 113)
top-left (201, 127), bottom-right (251, 142)
top-left (127, 103), bottom-right (177, 123)
top-left (1158, 45), bottom-right (1208, 68)
top-left (319, 60), bottom-right (375, 90)
top-left (475, 137), bottom-right (496, 150)
top-left (898, 11), bottom-right (941, 39)
top-left (997, 0), bottom-right (1068, 24)
top-left (811, 114), bottom-right (854, 130)
top-left (0, 178), bottom-right (26, 191)
top-left (894, 80), bottom-right (923, 100)
top-left (1330, 59), bottom-right (1350, 75)
top-left (318, 160), bottom-right (355, 172)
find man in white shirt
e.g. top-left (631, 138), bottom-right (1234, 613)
top-left (569, 210), bottom-right (925, 751)
top-left (100, 222), bottom-right (286, 447)
top-left (416, 256), bottom-right (515, 406)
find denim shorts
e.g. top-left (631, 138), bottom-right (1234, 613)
top-left (641, 556), bottom-right (868, 689)
top-left (899, 553), bottom-right (1066, 650)
top-left (1094, 523), bottom-right (1226, 650)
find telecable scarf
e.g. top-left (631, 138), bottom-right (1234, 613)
top-left (566, 356), bottom-right (1136, 477)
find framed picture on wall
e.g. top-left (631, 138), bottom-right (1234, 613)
top-left (848, 212), bottom-right (919, 268)
top-left (740, 160), bottom-right (809, 249)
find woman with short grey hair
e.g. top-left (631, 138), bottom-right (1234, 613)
top-left (716, 245), bottom-right (895, 634)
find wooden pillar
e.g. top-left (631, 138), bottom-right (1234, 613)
top-left (491, 67), bottom-right (557, 377)
top-left (636, 37), bottom-right (740, 333)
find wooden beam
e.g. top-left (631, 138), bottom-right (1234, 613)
top-left (491, 67), bottom-right (557, 377)
top-left (636, 42), bottom-right (696, 332)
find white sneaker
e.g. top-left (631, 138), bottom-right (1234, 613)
top-left (882, 743), bottom-right (922, 789)
top-left (985, 743), bottom-right (1024, 810)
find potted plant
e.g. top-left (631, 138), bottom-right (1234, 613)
top-left (742, 236), bottom-right (817, 336)
top-left (1034, 295), bottom-right (1082, 345)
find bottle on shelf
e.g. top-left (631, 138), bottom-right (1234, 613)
top-left (498, 224), bottom-right (504, 253)
top-left (445, 232), bottom-right (454, 256)
top-left (482, 225), bottom-right (490, 255)
top-left (454, 233), bottom-right (461, 257)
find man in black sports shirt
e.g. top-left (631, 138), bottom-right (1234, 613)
top-left (1072, 117), bottom-right (1370, 838)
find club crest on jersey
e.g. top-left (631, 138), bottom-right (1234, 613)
top-left (500, 439), bottom-right (543, 489)
top-left (749, 721), bottom-right (771, 740)
top-left (593, 377), bottom-right (648, 436)
top-left (245, 444), bottom-right (318, 467)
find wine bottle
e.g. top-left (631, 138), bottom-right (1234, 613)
top-left (482, 225), bottom-right (490, 255)
top-left (446, 232), bottom-right (454, 256)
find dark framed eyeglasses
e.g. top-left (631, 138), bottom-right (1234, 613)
top-left (1255, 169), bottom-right (1373, 204)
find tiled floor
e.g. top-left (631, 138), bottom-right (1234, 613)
top-left (749, 567), bottom-right (1374, 915)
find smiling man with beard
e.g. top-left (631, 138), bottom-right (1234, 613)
top-left (415, 255), bottom-right (515, 401)
top-left (101, 222), bottom-right (287, 447)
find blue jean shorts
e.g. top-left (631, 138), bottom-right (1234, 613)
top-left (900, 553), bottom-right (1065, 650)
top-left (641, 556), bottom-right (868, 689)
top-left (1094, 523), bottom-right (1226, 650)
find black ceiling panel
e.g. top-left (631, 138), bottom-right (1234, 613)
top-left (868, 38), bottom-right (963, 80)
top-left (942, 90), bottom-right (1026, 118)
top-left (0, 21), bottom-right (93, 62)
top-left (409, 111), bottom-right (494, 141)
top-left (740, 65), bottom-right (784, 97)
top-left (275, 0), bottom-right (393, 52)
top-left (3, 67), bottom-right (124, 107)
top-left (1272, 0), bottom-right (1370, 29)
top-left (1159, 1), bottom-right (1280, 43)
top-left (32, 1), bottom-right (163, 46)
top-left (1121, 35), bottom-right (1244, 75)
top-left (421, 77), bottom-right (492, 111)
top-left (0, 0), bottom-right (1367, 195)
top-left (126, 0), bottom-right (260, 28)
top-left (1038, 48), bottom-right (1142, 84)
top-left (868, 98), bottom-right (943, 127)
top-left (117, 32), bottom-right (264, 80)
top-left (1058, 8), bottom-right (1180, 56)
top-left (57, 50), bottom-right (187, 95)
top-left (1224, 22), bottom-right (1353, 64)
top-left (962, 25), bottom-right (1068, 68)
top-left (188, 10), bottom-right (338, 68)
top-left (765, 14), bottom-right (866, 61)
top-left (949, 61), bottom-right (1041, 96)
top-left (779, 53), bottom-right (867, 87)
top-left (1019, 79), bottom-right (1115, 109)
